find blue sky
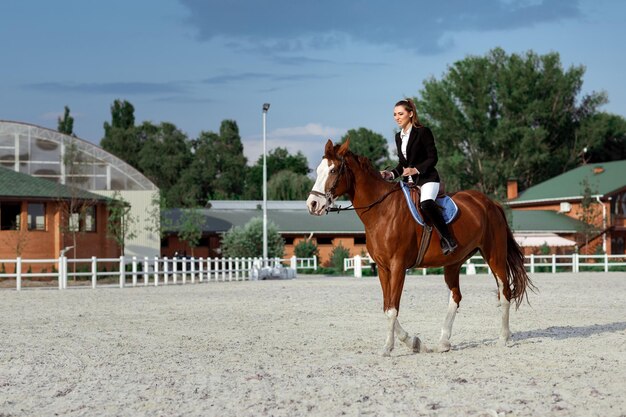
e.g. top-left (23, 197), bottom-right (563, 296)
top-left (1, 0), bottom-right (625, 169)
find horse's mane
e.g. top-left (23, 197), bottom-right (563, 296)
top-left (331, 145), bottom-right (387, 181)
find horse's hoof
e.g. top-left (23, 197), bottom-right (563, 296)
top-left (410, 336), bottom-right (421, 353)
top-left (438, 341), bottom-right (451, 352)
top-left (380, 349), bottom-right (392, 357)
top-left (497, 334), bottom-right (511, 347)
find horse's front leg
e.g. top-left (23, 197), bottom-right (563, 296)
top-left (381, 308), bottom-right (397, 357)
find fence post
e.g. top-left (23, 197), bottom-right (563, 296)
top-left (182, 258), bottom-right (187, 284)
top-left (228, 258), bottom-right (233, 281)
top-left (207, 258), bottom-right (212, 282)
top-left (143, 257), bottom-right (149, 286)
top-left (530, 254), bottom-right (535, 274)
top-left (221, 258), bottom-right (226, 281)
top-left (132, 256), bottom-right (138, 287)
top-left (190, 257), bottom-right (196, 284)
top-left (16, 257), bottom-right (22, 291)
top-left (313, 256), bottom-right (317, 271)
top-left (58, 257), bottom-right (63, 290)
top-left (172, 258), bottom-right (178, 284)
top-left (573, 253), bottom-right (579, 273)
top-left (119, 256), bottom-right (125, 288)
top-left (552, 254), bottom-right (556, 274)
top-left (163, 257), bottom-right (169, 285)
top-left (354, 255), bottom-right (362, 278)
top-left (198, 257), bottom-right (204, 283)
top-left (154, 257), bottom-right (159, 286)
top-left (63, 256), bottom-right (68, 289)
top-left (604, 253), bottom-right (609, 273)
top-left (91, 256), bottom-right (97, 289)
top-left (291, 256), bottom-right (297, 270)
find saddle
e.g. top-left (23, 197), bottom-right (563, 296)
top-left (399, 181), bottom-right (459, 267)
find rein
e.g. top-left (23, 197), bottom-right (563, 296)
top-left (309, 155), bottom-right (401, 214)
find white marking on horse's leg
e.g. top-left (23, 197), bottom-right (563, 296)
top-left (380, 308), bottom-right (397, 357)
top-left (394, 320), bottom-right (429, 353)
top-left (438, 292), bottom-right (458, 352)
top-left (498, 280), bottom-right (511, 346)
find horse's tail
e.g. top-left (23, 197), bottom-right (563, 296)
top-left (497, 205), bottom-right (536, 309)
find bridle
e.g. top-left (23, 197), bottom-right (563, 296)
top-left (308, 156), bottom-right (400, 214)
top-left (308, 156), bottom-right (347, 213)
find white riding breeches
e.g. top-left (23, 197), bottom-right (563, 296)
top-left (420, 182), bottom-right (439, 202)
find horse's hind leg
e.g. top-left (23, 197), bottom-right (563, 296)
top-left (438, 263), bottom-right (463, 352)
top-left (484, 250), bottom-right (512, 346)
top-left (496, 275), bottom-right (512, 346)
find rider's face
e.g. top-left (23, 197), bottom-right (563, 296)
top-left (393, 106), bottom-right (412, 131)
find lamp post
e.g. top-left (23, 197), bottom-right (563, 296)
top-left (262, 103), bottom-right (270, 265)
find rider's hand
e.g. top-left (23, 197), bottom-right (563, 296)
top-left (402, 167), bottom-right (419, 177)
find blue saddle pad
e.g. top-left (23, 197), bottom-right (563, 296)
top-left (400, 181), bottom-right (458, 226)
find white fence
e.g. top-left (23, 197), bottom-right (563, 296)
top-left (0, 255), bottom-right (317, 291)
top-left (344, 253), bottom-right (626, 277)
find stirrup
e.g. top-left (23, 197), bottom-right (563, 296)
top-left (440, 237), bottom-right (458, 256)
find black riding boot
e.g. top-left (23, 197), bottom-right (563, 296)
top-left (420, 200), bottom-right (458, 255)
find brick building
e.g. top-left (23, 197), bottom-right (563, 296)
top-left (507, 160), bottom-right (626, 254)
top-left (0, 167), bottom-right (120, 271)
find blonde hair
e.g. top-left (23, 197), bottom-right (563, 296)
top-left (395, 98), bottom-right (422, 127)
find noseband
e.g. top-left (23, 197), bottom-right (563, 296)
top-left (308, 157), bottom-right (346, 213)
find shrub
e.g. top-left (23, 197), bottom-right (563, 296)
top-left (221, 217), bottom-right (284, 258)
top-left (294, 239), bottom-right (319, 259)
top-left (329, 242), bottom-right (351, 271)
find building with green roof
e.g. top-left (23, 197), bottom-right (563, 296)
top-left (0, 166), bottom-right (120, 262)
top-left (507, 160), bottom-right (626, 254)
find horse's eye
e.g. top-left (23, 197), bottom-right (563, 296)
top-left (330, 169), bottom-right (336, 174)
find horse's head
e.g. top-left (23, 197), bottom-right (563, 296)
top-left (306, 139), bottom-right (351, 216)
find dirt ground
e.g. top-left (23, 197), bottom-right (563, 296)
top-left (1, 272), bottom-right (625, 417)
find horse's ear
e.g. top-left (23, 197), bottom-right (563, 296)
top-left (338, 137), bottom-right (350, 157)
top-left (324, 139), bottom-right (334, 158)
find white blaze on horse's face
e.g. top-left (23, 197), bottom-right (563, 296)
top-left (306, 158), bottom-right (334, 216)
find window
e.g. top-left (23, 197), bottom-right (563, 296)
top-left (284, 237), bottom-right (294, 245)
top-left (27, 203), bottom-right (46, 230)
top-left (68, 205), bottom-right (97, 232)
top-left (0, 202), bottom-right (21, 230)
top-left (84, 206), bottom-right (96, 232)
top-left (354, 236), bottom-right (366, 245)
top-left (316, 237), bottom-right (333, 245)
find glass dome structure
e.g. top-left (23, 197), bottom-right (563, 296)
top-left (0, 120), bottom-right (156, 191)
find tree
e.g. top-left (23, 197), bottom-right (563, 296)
top-left (577, 112), bottom-right (626, 163)
top-left (578, 178), bottom-right (602, 252)
top-left (137, 122), bottom-right (193, 207)
top-left (177, 206), bottom-right (205, 257)
top-left (179, 131), bottom-right (220, 206)
top-left (107, 191), bottom-right (138, 255)
top-left (100, 100), bottom-right (141, 168)
top-left (244, 147), bottom-right (310, 199)
top-left (58, 136), bottom-right (98, 270)
top-left (57, 106), bottom-right (74, 135)
top-left (415, 48), bottom-right (607, 198)
top-left (267, 170), bottom-right (313, 200)
top-left (339, 128), bottom-right (391, 169)
top-left (221, 217), bottom-right (284, 258)
top-left (206, 120), bottom-right (248, 199)
top-left (144, 191), bottom-right (173, 240)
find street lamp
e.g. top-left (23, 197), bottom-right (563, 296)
top-left (262, 103), bottom-right (270, 265)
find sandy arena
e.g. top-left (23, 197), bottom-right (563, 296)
top-left (1, 272), bottom-right (625, 417)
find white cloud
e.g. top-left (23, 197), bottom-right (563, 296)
top-left (270, 123), bottom-right (345, 139)
top-left (242, 122), bottom-right (346, 170)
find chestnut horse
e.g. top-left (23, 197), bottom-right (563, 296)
top-left (306, 139), bottom-right (534, 355)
